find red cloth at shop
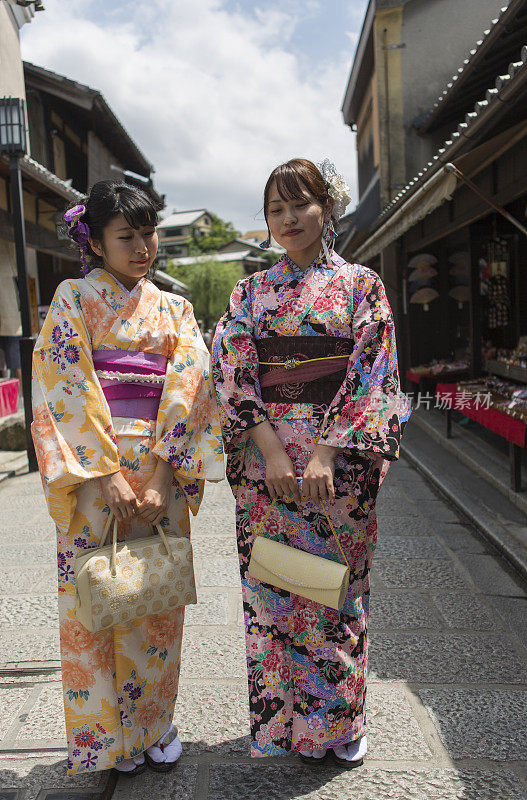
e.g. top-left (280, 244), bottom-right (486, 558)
top-left (0, 379), bottom-right (19, 418)
top-left (436, 383), bottom-right (527, 448)
top-left (406, 370), bottom-right (422, 384)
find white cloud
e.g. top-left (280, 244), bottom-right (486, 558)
top-left (21, 0), bottom-right (359, 231)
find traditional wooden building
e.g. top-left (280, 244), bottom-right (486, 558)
top-left (340, 0), bottom-right (527, 497)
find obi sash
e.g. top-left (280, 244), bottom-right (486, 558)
top-left (256, 335), bottom-right (353, 404)
top-left (92, 349), bottom-right (168, 420)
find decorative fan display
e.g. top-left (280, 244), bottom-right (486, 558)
top-left (448, 251), bottom-right (470, 269)
top-left (448, 264), bottom-right (470, 283)
top-left (408, 264), bottom-right (439, 283)
top-left (409, 287), bottom-right (439, 312)
top-left (449, 285), bottom-right (470, 310)
top-left (408, 253), bottom-right (438, 270)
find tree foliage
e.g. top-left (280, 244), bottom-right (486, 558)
top-left (167, 257), bottom-right (242, 330)
top-left (189, 213), bottom-right (240, 254)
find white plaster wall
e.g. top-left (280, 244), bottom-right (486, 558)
top-left (0, 239), bottom-right (38, 335)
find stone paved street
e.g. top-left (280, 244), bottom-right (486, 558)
top-left (0, 457), bottom-right (526, 799)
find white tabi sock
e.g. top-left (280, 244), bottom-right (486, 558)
top-left (146, 723), bottom-right (182, 764)
top-left (333, 735), bottom-right (368, 762)
top-left (298, 747), bottom-right (328, 759)
top-left (114, 753), bottom-right (145, 772)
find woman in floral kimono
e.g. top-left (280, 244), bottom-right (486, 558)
top-left (32, 181), bottom-right (224, 776)
top-left (213, 159), bottom-right (410, 767)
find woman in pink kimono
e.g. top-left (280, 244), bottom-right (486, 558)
top-left (32, 181), bottom-right (224, 776)
top-left (212, 159), bottom-right (410, 767)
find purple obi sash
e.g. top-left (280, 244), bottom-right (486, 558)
top-left (92, 350), bottom-right (168, 420)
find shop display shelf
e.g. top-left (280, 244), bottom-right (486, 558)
top-left (485, 360), bottom-right (527, 384)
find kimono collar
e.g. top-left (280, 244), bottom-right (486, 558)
top-left (86, 268), bottom-right (146, 297)
top-left (282, 252), bottom-right (327, 277)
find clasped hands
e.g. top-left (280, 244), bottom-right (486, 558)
top-left (249, 421), bottom-right (338, 504)
top-left (98, 458), bottom-right (174, 525)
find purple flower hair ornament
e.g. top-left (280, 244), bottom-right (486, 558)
top-left (64, 204), bottom-right (91, 275)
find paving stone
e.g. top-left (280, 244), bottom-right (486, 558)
top-left (0, 495), bottom-right (47, 513)
top-left (175, 682), bottom-right (250, 753)
top-left (2, 544), bottom-right (56, 566)
top-left (0, 596), bottom-right (58, 628)
top-left (0, 688), bottom-right (30, 739)
top-left (16, 685), bottom-right (65, 743)
top-left (0, 524), bottom-right (56, 543)
top-left (375, 536), bottom-right (447, 559)
top-left (369, 631), bottom-right (527, 683)
top-left (414, 501), bottom-right (462, 523)
top-left (0, 629), bottom-right (59, 667)
top-left (208, 765), bottom-right (527, 800)
top-left (198, 556), bottom-right (240, 587)
top-left (375, 498), bottom-right (420, 517)
top-left (420, 688), bottom-right (527, 759)
top-left (112, 764), bottom-right (197, 798)
top-left (367, 683), bottom-right (432, 759)
top-left (376, 516), bottom-right (436, 536)
top-left (433, 524), bottom-right (490, 553)
top-left (0, 755), bottom-right (105, 799)
top-left (394, 483), bottom-right (440, 501)
top-left (432, 594), bottom-right (494, 630)
top-left (0, 508), bottom-right (48, 528)
top-left (191, 513), bottom-right (236, 537)
top-left (369, 592), bottom-right (442, 630)
top-left (184, 591), bottom-right (229, 626)
top-left (373, 559), bottom-right (470, 590)
top-left (191, 533), bottom-right (238, 558)
top-left (0, 567), bottom-right (56, 596)
top-left (491, 597), bottom-right (527, 647)
top-left (180, 627), bottom-right (246, 679)
top-left (457, 554), bottom-right (527, 597)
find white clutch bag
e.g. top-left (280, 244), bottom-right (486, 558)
top-left (75, 515), bottom-right (197, 632)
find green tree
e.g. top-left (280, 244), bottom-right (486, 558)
top-left (167, 257), bottom-right (242, 330)
top-left (189, 213), bottom-right (240, 254)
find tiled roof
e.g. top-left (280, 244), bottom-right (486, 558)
top-left (377, 44), bottom-right (527, 222)
top-left (417, 0), bottom-right (527, 133)
top-left (5, 154), bottom-right (85, 201)
top-left (158, 210), bottom-right (209, 228)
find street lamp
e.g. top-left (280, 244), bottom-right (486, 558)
top-left (0, 97), bottom-right (38, 471)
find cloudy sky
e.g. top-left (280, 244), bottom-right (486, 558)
top-left (21, 0), bottom-right (368, 232)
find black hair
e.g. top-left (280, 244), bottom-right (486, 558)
top-left (65, 180), bottom-right (161, 272)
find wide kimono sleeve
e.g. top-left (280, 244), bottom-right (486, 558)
top-left (211, 277), bottom-right (268, 448)
top-left (318, 266), bottom-right (411, 460)
top-left (32, 280), bottom-right (120, 490)
top-left (153, 297), bottom-right (225, 513)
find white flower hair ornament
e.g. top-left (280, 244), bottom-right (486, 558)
top-left (317, 159), bottom-right (352, 220)
top-left (316, 159), bottom-right (352, 264)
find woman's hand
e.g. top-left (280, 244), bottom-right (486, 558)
top-left (248, 420), bottom-right (301, 502)
top-left (264, 449), bottom-right (301, 501)
top-left (136, 458), bottom-right (174, 525)
top-left (302, 444), bottom-right (339, 504)
top-left (99, 471), bottom-right (138, 521)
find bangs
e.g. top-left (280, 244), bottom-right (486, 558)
top-left (272, 164), bottom-right (311, 203)
top-left (117, 188), bottom-right (159, 229)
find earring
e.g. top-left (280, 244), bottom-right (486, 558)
top-left (321, 220), bottom-right (336, 266)
top-left (259, 233), bottom-right (270, 250)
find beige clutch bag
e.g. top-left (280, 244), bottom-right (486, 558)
top-left (248, 499), bottom-right (350, 611)
top-left (75, 516), bottom-right (197, 632)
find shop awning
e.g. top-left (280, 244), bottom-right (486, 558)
top-left (354, 119), bottom-right (527, 264)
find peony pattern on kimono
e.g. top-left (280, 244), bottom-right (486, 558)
top-left (212, 251), bottom-right (409, 757)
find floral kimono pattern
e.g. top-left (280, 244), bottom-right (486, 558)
top-left (212, 252), bottom-right (410, 756)
top-left (32, 268), bottom-right (224, 774)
